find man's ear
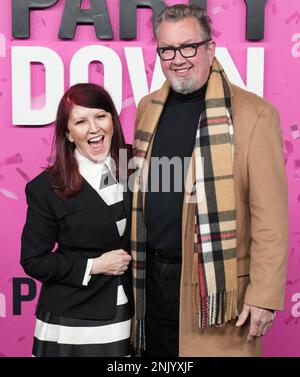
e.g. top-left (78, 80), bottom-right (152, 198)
top-left (66, 132), bottom-right (74, 143)
top-left (208, 41), bottom-right (216, 64)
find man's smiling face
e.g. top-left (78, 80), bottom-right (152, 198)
top-left (156, 17), bottom-right (215, 94)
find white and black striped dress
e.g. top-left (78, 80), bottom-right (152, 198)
top-left (32, 151), bottom-right (131, 357)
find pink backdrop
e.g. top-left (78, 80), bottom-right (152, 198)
top-left (0, 0), bottom-right (299, 357)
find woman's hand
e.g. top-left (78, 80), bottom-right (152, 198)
top-left (91, 249), bottom-right (131, 276)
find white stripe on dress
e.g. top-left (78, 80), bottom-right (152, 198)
top-left (34, 286), bottom-right (130, 345)
top-left (34, 318), bottom-right (131, 345)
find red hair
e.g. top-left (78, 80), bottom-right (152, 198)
top-left (47, 83), bottom-right (126, 199)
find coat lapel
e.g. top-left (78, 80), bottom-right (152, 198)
top-left (137, 81), bottom-right (170, 141)
top-left (136, 81), bottom-right (171, 207)
top-left (182, 150), bottom-right (196, 240)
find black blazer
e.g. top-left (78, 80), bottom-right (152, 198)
top-left (21, 171), bottom-right (133, 320)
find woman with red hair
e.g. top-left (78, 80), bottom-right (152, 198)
top-left (21, 83), bottom-right (133, 357)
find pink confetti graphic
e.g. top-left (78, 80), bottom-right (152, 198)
top-left (211, 27), bottom-right (222, 38)
top-left (212, 2), bottom-right (232, 15)
top-left (294, 159), bottom-right (300, 179)
top-left (222, 3), bottom-right (232, 10)
top-left (294, 159), bottom-right (300, 168)
top-left (285, 314), bottom-right (300, 325)
top-left (146, 18), bottom-right (152, 30)
top-left (122, 97), bottom-right (135, 109)
top-left (285, 11), bottom-right (300, 24)
top-left (16, 168), bottom-right (31, 182)
top-left (272, 2), bottom-right (278, 16)
top-left (0, 153), bottom-right (23, 167)
top-left (147, 62), bottom-right (155, 76)
top-left (0, 33), bottom-right (6, 57)
top-left (31, 94), bottom-right (46, 110)
top-left (41, 137), bottom-right (51, 146)
top-left (278, 77), bottom-right (287, 85)
top-left (213, 0), bottom-right (236, 14)
top-left (0, 188), bottom-right (18, 200)
top-left (287, 278), bottom-right (300, 286)
top-left (285, 314), bottom-right (294, 324)
top-left (285, 140), bottom-right (294, 154)
top-left (212, 6), bottom-right (225, 15)
top-left (96, 64), bottom-right (103, 74)
top-left (290, 124), bottom-right (300, 140)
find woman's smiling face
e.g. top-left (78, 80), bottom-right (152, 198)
top-left (66, 105), bottom-right (114, 162)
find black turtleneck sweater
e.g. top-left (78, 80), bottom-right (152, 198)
top-left (145, 84), bottom-right (207, 258)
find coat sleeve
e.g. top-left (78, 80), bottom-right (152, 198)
top-left (21, 182), bottom-right (89, 288)
top-left (244, 104), bottom-right (288, 310)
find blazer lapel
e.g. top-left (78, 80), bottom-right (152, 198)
top-left (123, 187), bottom-right (131, 220)
top-left (122, 188), bottom-right (132, 239)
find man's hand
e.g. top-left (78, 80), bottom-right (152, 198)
top-left (235, 304), bottom-right (276, 342)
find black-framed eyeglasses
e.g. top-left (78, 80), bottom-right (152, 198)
top-left (156, 40), bottom-right (212, 61)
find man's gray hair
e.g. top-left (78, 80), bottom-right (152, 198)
top-left (154, 4), bottom-right (212, 40)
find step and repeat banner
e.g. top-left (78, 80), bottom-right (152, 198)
top-left (0, 0), bottom-right (299, 357)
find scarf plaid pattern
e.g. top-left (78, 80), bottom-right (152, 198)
top-left (131, 58), bottom-right (237, 354)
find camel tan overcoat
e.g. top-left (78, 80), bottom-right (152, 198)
top-left (133, 81), bottom-right (288, 356)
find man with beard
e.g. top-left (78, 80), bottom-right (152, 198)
top-left (131, 4), bottom-right (288, 357)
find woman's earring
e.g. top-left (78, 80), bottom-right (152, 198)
top-left (66, 133), bottom-right (74, 143)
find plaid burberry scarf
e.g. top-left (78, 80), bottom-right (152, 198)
top-left (131, 58), bottom-right (237, 354)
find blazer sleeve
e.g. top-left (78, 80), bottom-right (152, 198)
top-left (244, 104), bottom-right (288, 310)
top-left (21, 182), bottom-right (89, 288)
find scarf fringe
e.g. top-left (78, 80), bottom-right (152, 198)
top-left (135, 319), bottom-right (146, 356)
top-left (198, 290), bottom-right (238, 328)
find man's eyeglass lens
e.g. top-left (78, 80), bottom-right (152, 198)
top-left (157, 40), bottom-right (211, 61)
